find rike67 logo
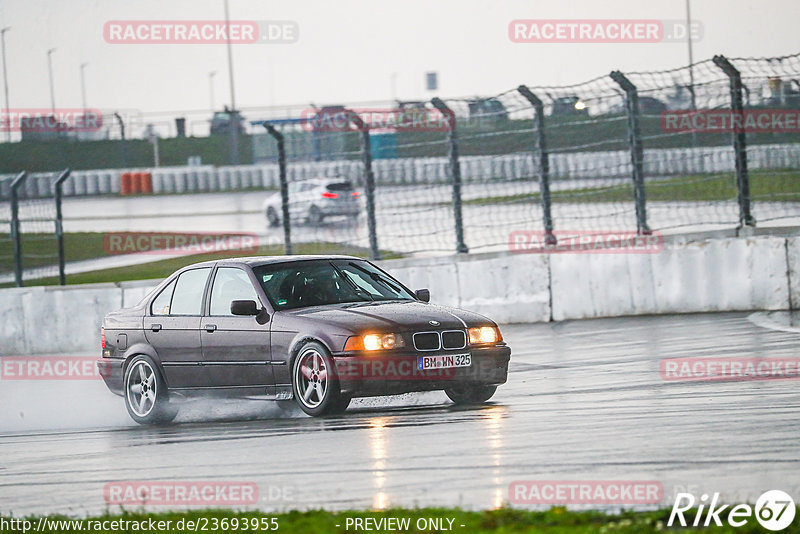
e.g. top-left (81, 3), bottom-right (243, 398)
top-left (670, 490), bottom-right (795, 531)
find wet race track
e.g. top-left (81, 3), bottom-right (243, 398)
top-left (1, 312), bottom-right (799, 516)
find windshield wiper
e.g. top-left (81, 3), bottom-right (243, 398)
top-left (333, 264), bottom-right (375, 301)
top-left (348, 262), bottom-right (403, 294)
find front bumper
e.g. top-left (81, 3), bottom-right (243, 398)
top-left (332, 344), bottom-right (511, 397)
top-left (97, 357), bottom-right (125, 397)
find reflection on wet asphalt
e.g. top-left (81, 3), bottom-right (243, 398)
top-left (1, 312), bottom-right (799, 515)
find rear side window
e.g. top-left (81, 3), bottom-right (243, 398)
top-left (169, 268), bottom-right (212, 315)
top-left (151, 279), bottom-right (176, 315)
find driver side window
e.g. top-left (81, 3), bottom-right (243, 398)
top-left (209, 267), bottom-right (260, 316)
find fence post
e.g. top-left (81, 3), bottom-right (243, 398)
top-left (346, 109), bottom-right (381, 261)
top-left (610, 71), bottom-right (651, 235)
top-left (54, 168), bottom-right (71, 285)
top-left (10, 171), bottom-right (27, 287)
top-left (431, 97), bottom-right (468, 253)
top-left (263, 122), bottom-right (292, 255)
top-left (114, 112), bottom-right (128, 168)
top-left (712, 55), bottom-right (756, 228)
top-left (517, 85), bottom-right (556, 245)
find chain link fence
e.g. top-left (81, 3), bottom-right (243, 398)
top-left (1, 52), bottom-right (799, 286)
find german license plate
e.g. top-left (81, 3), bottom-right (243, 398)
top-left (418, 353), bottom-right (471, 370)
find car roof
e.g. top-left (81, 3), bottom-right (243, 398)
top-left (179, 255), bottom-right (364, 271)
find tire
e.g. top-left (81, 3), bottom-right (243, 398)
top-left (291, 342), bottom-right (342, 416)
top-left (266, 207), bottom-right (280, 227)
top-left (307, 205), bottom-right (323, 226)
top-left (444, 385), bottom-right (497, 405)
top-left (330, 394), bottom-right (352, 414)
top-left (124, 355), bottom-right (178, 425)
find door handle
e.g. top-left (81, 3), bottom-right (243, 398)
top-left (205, 324), bottom-right (217, 333)
top-left (151, 324), bottom-right (162, 332)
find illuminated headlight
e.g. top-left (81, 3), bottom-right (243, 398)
top-left (364, 333), bottom-right (404, 350)
top-left (345, 333), bottom-right (405, 351)
top-left (468, 326), bottom-right (501, 345)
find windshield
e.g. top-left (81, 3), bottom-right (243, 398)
top-left (253, 260), bottom-right (415, 310)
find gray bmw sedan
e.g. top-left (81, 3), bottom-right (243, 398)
top-left (98, 256), bottom-right (511, 424)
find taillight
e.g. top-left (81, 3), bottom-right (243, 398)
top-left (352, 191), bottom-right (360, 198)
top-left (101, 327), bottom-right (106, 349)
top-left (321, 191), bottom-right (338, 199)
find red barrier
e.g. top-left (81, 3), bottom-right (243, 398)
top-left (141, 172), bottom-right (153, 194)
top-left (120, 172), bottom-right (133, 195)
top-left (130, 172), bottom-right (144, 194)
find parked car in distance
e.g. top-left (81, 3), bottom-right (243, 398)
top-left (210, 108), bottom-right (246, 136)
top-left (263, 178), bottom-right (360, 226)
top-left (550, 95), bottom-right (589, 117)
top-left (467, 97), bottom-right (509, 124)
top-left (98, 256), bottom-right (511, 424)
top-left (638, 96), bottom-right (668, 115)
top-left (606, 95), bottom-right (667, 116)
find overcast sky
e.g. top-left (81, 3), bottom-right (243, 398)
top-left (0, 0), bottom-right (797, 119)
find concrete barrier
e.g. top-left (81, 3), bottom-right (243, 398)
top-left (385, 252), bottom-right (550, 323)
top-left (0, 284), bottom-right (126, 354)
top-left (549, 236), bottom-right (790, 320)
top-left (788, 236), bottom-right (800, 311)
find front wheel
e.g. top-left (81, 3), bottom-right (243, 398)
top-left (266, 207), bottom-right (280, 227)
top-left (330, 394), bottom-right (352, 414)
top-left (124, 355), bottom-right (178, 425)
top-left (445, 385), bottom-right (497, 405)
top-left (291, 342), bottom-right (343, 416)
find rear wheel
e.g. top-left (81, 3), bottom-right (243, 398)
top-left (291, 342), bottom-right (342, 416)
top-left (445, 385), bottom-right (497, 405)
top-left (307, 206), bottom-right (323, 226)
top-left (266, 207), bottom-right (280, 227)
top-left (124, 355), bottom-right (178, 425)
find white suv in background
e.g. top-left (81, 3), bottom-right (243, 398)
top-left (263, 178), bottom-right (361, 227)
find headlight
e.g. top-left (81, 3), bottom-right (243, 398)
top-left (468, 326), bottom-right (501, 344)
top-left (344, 333), bottom-right (405, 351)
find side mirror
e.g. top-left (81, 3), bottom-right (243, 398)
top-left (415, 289), bottom-right (430, 303)
top-left (231, 300), bottom-right (259, 316)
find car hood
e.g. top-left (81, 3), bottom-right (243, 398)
top-left (283, 300), bottom-right (493, 332)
